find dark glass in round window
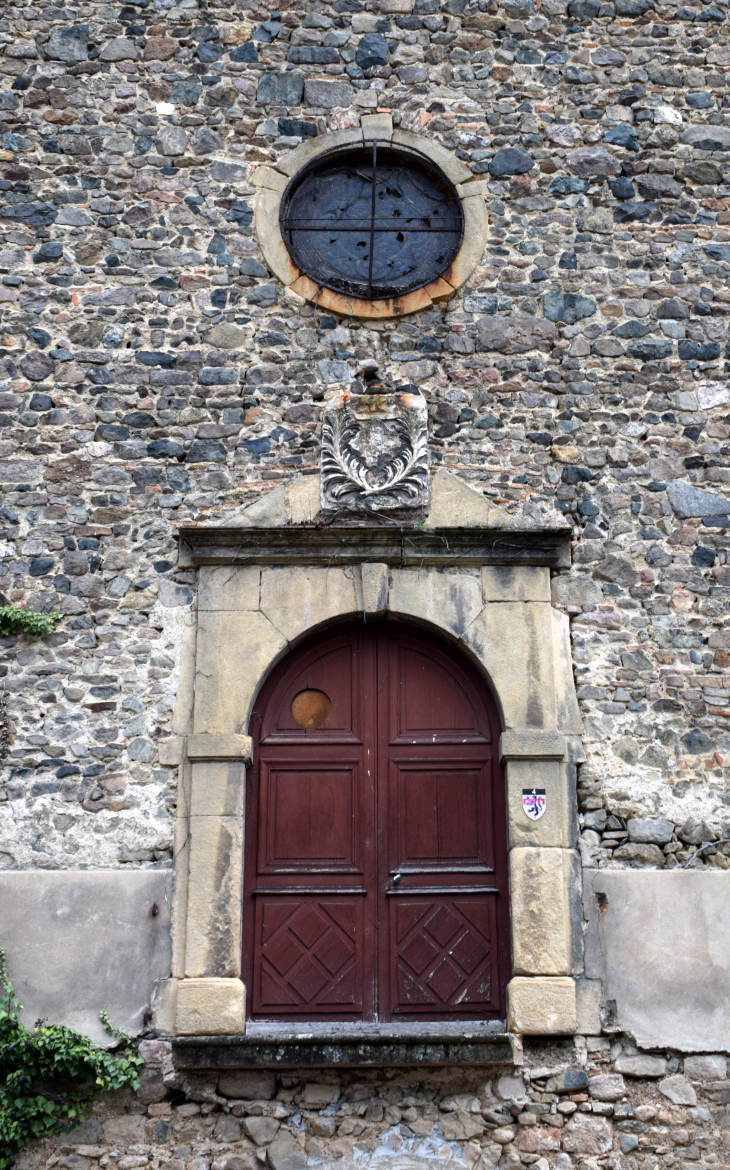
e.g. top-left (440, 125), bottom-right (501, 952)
top-left (280, 144), bottom-right (464, 301)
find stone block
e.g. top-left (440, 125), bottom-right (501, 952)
top-left (505, 759), bottom-right (571, 849)
top-left (302, 80), bottom-right (354, 110)
top-left (268, 1132), bottom-right (307, 1170)
top-left (551, 574), bottom-right (603, 607)
top-left (187, 734), bottom-right (253, 762)
top-left (362, 113), bottom-right (393, 143)
top-left (252, 166), bottom-right (288, 193)
top-left (546, 1069), bottom-right (589, 1094)
top-left (103, 1115), bottom-right (146, 1144)
top-left (256, 71), bottom-right (305, 106)
top-left (425, 468), bottom-right (492, 528)
top-left (246, 1116), bottom-right (281, 1144)
top-left (627, 818), bottom-right (674, 845)
top-left (477, 313), bottom-right (558, 357)
top-left (589, 1073), bottom-right (626, 1101)
top-left (482, 566), bottom-right (550, 603)
top-left (0, 871), bottom-right (170, 1046)
top-left (446, 189), bottom-right (488, 292)
top-left (576, 977), bottom-right (602, 1036)
top-left (389, 566), bottom-right (482, 639)
top-left (462, 602), bottom-right (558, 733)
top-left (667, 479), bottom-right (728, 520)
top-left (659, 1075), bottom-right (697, 1106)
top-left (172, 817), bottom-right (191, 980)
top-left (500, 731), bottom-right (565, 759)
top-left (360, 562), bottom-right (389, 614)
top-left (260, 566), bottom-right (358, 641)
top-left (219, 1069), bottom-right (277, 1099)
top-left (562, 1114), bottom-right (613, 1154)
top-left (239, 483), bottom-right (290, 525)
top-left (198, 566), bottom-right (261, 612)
top-left (255, 186), bottom-right (300, 287)
top-left (175, 977), bottom-right (245, 1036)
top-left (684, 1055), bottom-right (727, 1080)
top-left (151, 978), bottom-right (177, 1035)
top-left (507, 976), bottom-right (577, 1035)
top-left (584, 870), bottom-right (730, 1051)
top-left (185, 814), bottom-right (243, 978)
top-left (495, 1072), bottom-right (525, 1100)
top-left (193, 610), bottom-right (286, 734)
top-left (510, 847), bottom-right (577, 975)
top-left (288, 476), bottom-right (321, 525)
top-left (190, 760), bottom-right (246, 818)
top-left (615, 1054), bottom-right (667, 1078)
top-left (302, 1083), bottom-right (340, 1106)
top-left (552, 609), bottom-right (583, 735)
top-left (158, 736), bottom-right (183, 766)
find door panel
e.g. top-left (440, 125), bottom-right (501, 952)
top-left (393, 763), bottom-right (489, 869)
top-left (399, 648), bottom-right (480, 735)
top-left (392, 643), bottom-right (491, 744)
top-left (244, 621), bottom-right (509, 1022)
top-left (390, 897), bottom-right (500, 1015)
top-left (377, 629), bottom-right (508, 1020)
top-left (259, 642), bottom-right (360, 742)
top-left (253, 896), bottom-right (364, 1015)
top-left (259, 760), bottom-right (363, 873)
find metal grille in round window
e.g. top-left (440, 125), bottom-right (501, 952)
top-left (280, 143), bottom-right (465, 301)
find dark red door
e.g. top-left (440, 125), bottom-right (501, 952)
top-left (244, 622), bottom-right (509, 1021)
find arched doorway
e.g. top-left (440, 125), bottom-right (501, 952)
top-left (243, 620), bottom-right (510, 1023)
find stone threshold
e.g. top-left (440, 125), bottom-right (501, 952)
top-left (177, 525), bottom-right (571, 568)
top-left (173, 1021), bottom-right (516, 1069)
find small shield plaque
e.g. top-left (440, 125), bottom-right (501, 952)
top-left (522, 788), bottom-right (546, 821)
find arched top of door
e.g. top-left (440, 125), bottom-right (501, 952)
top-left (249, 618), bottom-right (501, 752)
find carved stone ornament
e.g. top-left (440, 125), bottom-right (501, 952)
top-left (321, 388), bottom-right (429, 512)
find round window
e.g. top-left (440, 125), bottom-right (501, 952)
top-left (280, 144), bottom-right (464, 302)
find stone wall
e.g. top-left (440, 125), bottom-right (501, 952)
top-left (17, 1042), bottom-right (730, 1170)
top-left (2, 0), bottom-right (730, 875)
top-left (2, 0), bottom-right (730, 1152)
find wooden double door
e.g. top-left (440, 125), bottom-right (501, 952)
top-left (243, 621), bottom-right (510, 1022)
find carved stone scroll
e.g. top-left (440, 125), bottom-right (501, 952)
top-left (320, 388), bottom-right (429, 513)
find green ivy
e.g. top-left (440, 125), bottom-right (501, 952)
top-left (0, 606), bottom-right (61, 638)
top-left (0, 948), bottom-right (144, 1167)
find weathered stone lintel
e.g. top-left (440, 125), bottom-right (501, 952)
top-left (187, 733), bottom-right (253, 762)
top-left (172, 1037), bottom-right (515, 1069)
top-left (178, 526), bottom-right (571, 569)
top-left (500, 731), bottom-right (565, 760)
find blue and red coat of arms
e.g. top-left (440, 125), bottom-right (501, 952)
top-left (522, 788), bottom-right (546, 821)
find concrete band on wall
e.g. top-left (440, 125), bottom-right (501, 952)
top-left (157, 526), bottom-right (595, 1040)
top-left (252, 112), bottom-right (489, 320)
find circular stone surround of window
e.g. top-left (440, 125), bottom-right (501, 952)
top-left (281, 145), bottom-right (464, 303)
top-left (253, 122), bottom-right (489, 320)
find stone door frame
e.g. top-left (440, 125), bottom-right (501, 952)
top-left (156, 524), bottom-right (591, 1042)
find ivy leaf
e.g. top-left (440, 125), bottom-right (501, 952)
top-left (0, 949), bottom-right (143, 1169)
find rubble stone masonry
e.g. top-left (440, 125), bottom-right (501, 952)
top-left (2, 0), bottom-right (730, 871)
top-left (18, 1047), bottom-right (730, 1170)
top-left (4, 0), bottom-right (730, 1156)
